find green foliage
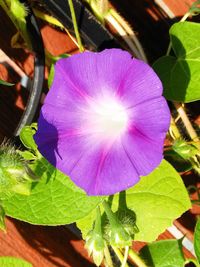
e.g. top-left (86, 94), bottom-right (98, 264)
top-left (172, 140), bottom-right (199, 160)
top-left (2, 156), bottom-right (102, 225)
top-left (47, 54), bottom-right (69, 88)
top-left (0, 206), bottom-right (6, 231)
top-left (84, 0), bottom-right (109, 23)
top-left (1, 125), bottom-right (102, 225)
top-left (164, 149), bottom-right (193, 173)
top-left (77, 160), bottom-right (191, 242)
top-left (153, 22), bottom-right (200, 103)
top-left (0, 257), bottom-right (32, 267)
top-left (0, 0), bottom-right (31, 48)
top-left (194, 219), bottom-right (200, 263)
top-left (139, 239), bottom-right (185, 267)
top-left (48, 64), bottom-right (55, 88)
top-left (0, 79), bottom-right (14, 86)
top-left (10, 0), bottom-right (27, 21)
top-left (164, 140), bottom-right (199, 172)
top-left (189, 0), bottom-right (200, 16)
top-left (20, 124), bottom-right (38, 151)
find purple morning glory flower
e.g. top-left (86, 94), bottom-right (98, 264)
top-left (34, 49), bottom-right (170, 196)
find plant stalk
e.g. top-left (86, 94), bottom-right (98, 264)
top-left (68, 0), bottom-right (84, 52)
top-left (108, 9), bottom-right (147, 62)
top-left (105, 13), bottom-right (142, 59)
top-left (173, 102), bottom-right (200, 146)
top-left (121, 246), bottom-right (129, 267)
top-left (104, 243), bottom-right (114, 267)
top-left (111, 246), bottom-right (129, 267)
top-left (128, 249), bottom-right (148, 267)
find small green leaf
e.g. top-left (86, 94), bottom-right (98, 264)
top-left (10, 0), bottom-right (27, 21)
top-left (77, 160), bottom-right (191, 242)
top-left (194, 219), bottom-right (200, 263)
top-left (139, 239), bottom-right (185, 267)
top-left (20, 124), bottom-right (37, 151)
top-left (153, 22), bottom-right (200, 103)
top-left (0, 79), bottom-right (14, 86)
top-left (172, 140), bottom-right (199, 160)
top-left (2, 157), bottom-right (102, 225)
top-left (0, 257), bottom-right (32, 267)
top-left (48, 54), bottom-right (69, 88)
top-left (0, 206), bottom-right (6, 231)
top-left (48, 64), bottom-right (55, 88)
top-left (18, 150), bottom-right (36, 161)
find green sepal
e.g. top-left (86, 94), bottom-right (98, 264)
top-left (103, 201), bottom-right (132, 248)
top-left (85, 207), bottom-right (105, 266)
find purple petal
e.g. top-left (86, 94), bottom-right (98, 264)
top-left (35, 118), bottom-right (140, 195)
top-left (128, 97), bottom-right (171, 139)
top-left (122, 130), bottom-right (163, 176)
top-left (34, 49), bottom-right (170, 196)
top-left (70, 140), bottom-right (140, 195)
top-left (118, 59), bottom-right (163, 108)
top-left (121, 97), bottom-right (170, 176)
top-left (45, 49), bottom-right (133, 109)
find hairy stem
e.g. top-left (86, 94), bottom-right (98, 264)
top-left (102, 200), bottom-right (119, 227)
top-left (104, 243), bottom-right (114, 267)
top-left (169, 117), bottom-right (181, 140)
top-left (173, 102), bottom-right (200, 146)
top-left (105, 13), bottom-right (142, 59)
top-left (111, 246), bottom-right (129, 267)
top-left (108, 9), bottom-right (147, 62)
top-left (121, 246), bottom-right (129, 267)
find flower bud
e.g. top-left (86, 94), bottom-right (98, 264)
top-left (117, 211), bottom-right (139, 239)
top-left (85, 230), bottom-right (105, 266)
top-left (106, 224), bottom-right (132, 248)
top-left (0, 141), bottom-right (37, 197)
top-left (85, 206), bottom-right (105, 266)
top-left (103, 201), bottom-right (132, 248)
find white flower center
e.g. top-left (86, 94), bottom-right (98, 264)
top-left (87, 97), bottom-right (128, 139)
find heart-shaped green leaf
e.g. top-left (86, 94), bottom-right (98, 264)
top-left (77, 160), bottom-right (191, 242)
top-left (2, 157), bottom-right (102, 225)
top-left (153, 22), bottom-right (200, 103)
